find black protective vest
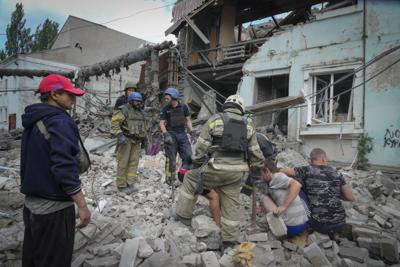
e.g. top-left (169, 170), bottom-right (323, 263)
top-left (167, 105), bottom-right (186, 128)
top-left (213, 112), bottom-right (247, 152)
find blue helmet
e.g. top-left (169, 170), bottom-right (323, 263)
top-left (164, 87), bottom-right (180, 100)
top-left (128, 92), bottom-right (143, 102)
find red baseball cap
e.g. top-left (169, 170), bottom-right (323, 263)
top-left (38, 74), bottom-right (86, 96)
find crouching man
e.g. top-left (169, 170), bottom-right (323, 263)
top-left (260, 159), bottom-right (308, 237)
top-left (281, 148), bottom-right (355, 237)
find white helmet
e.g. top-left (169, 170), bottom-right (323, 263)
top-left (224, 94), bottom-right (245, 113)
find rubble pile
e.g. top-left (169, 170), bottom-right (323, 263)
top-left (0, 142), bottom-right (399, 266)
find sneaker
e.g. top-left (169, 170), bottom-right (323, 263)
top-left (170, 208), bottom-right (192, 226)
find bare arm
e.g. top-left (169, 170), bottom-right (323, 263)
top-left (71, 191), bottom-right (91, 228)
top-left (280, 167), bottom-right (295, 177)
top-left (274, 179), bottom-right (302, 215)
top-left (341, 184), bottom-right (355, 202)
top-left (186, 117), bottom-right (193, 133)
top-left (159, 120), bottom-right (167, 133)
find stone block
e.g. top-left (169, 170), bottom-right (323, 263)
top-left (269, 240), bottom-right (282, 249)
top-left (283, 241), bottom-right (298, 251)
top-left (341, 258), bottom-right (366, 267)
top-left (74, 224), bottom-right (98, 251)
top-left (137, 237), bottom-right (154, 258)
top-left (182, 253), bottom-right (201, 267)
top-left (219, 253), bottom-right (235, 267)
top-left (339, 246), bottom-right (369, 263)
top-left (357, 237), bottom-right (372, 250)
top-left (164, 221), bottom-right (197, 257)
top-left (137, 252), bottom-right (176, 267)
top-left (84, 256), bottom-right (119, 267)
top-left (366, 258), bottom-right (385, 267)
top-left (191, 215), bottom-right (221, 250)
top-left (253, 246), bottom-right (275, 267)
top-left (303, 242), bottom-right (332, 267)
top-left (72, 253), bottom-right (91, 267)
top-left (247, 233), bottom-right (269, 242)
top-left (272, 248), bottom-right (285, 264)
top-left (90, 243), bottom-right (120, 257)
top-left (119, 238), bottom-right (139, 267)
top-left (201, 251), bottom-right (219, 267)
top-left (308, 232), bottom-right (330, 245)
top-left (377, 238), bottom-right (399, 263)
top-left (266, 212), bottom-right (287, 238)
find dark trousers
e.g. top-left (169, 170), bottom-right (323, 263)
top-left (169, 131), bottom-right (192, 165)
top-left (309, 218), bottom-right (345, 236)
top-left (22, 205), bottom-right (75, 267)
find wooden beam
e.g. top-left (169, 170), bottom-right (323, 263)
top-left (246, 96), bottom-right (305, 113)
top-left (165, 0), bottom-right (216, 36)
top-left (190, 62), bottom-right (243, 74)
top-left (183, 16), bottom-right (210, 45)
top-left (236, 0), bottom-right (323, 24)
top-left (214, 69), bottom-right (242, 80)
top-left (0, 41), bottom-right (173, 81)
top-left (77, 41), bottom-right (172, 80)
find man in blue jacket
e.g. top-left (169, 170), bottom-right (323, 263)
top-left (20, 74), bottom-right (91, 267)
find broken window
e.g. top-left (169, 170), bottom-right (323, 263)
top-left (0, 107), bottom-right (7, 122)
top-left (312, 0), bottom-right (358, 13)
top-left (255, 74), bottom-right (289, 134)
top-left (312, 71), bottom-right (354, 123)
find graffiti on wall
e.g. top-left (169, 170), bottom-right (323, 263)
top-left (384, 127), bottom-right (400, 148)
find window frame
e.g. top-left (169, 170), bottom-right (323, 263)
top-left (301, 62), bottom-right (364, 134)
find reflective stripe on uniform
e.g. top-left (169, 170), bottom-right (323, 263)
top-left (221, 216), bottom-right (240, 227)
top-left (209, 118), bottom-right (223, 129)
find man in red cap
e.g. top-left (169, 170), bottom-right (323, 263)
top-left (20, 74), bottom-right (91, 267)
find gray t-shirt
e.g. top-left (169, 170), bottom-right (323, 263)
top-left (267, 172), bottom-right (308, 226)
top-left (25, 196), bottom-right (74, 215)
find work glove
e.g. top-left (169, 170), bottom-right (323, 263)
top-left (118, 133), bottom-right (128, 145)
top-left (163, 132), bottom-right (173, 145)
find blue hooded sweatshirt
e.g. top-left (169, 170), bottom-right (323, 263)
top-left (20, 103), bottom-right (82, 201)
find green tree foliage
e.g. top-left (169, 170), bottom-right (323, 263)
top-left (356, 133), bottom-right (374, 170)
top-left (4, 3), bottom-right (32, 56)
top-left (0, 50), bottom-right (6, 61)
top-left (31, 19), bottom-right (59, 52)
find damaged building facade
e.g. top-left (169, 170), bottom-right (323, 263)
top-left (167, 0), bottom-right (400, 169)
top-left (0, 16), bottom-right (149, 130)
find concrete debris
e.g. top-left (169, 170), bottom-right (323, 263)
top-left (137, 237), bottom-right (154, 258)
top-left (191, 215), bottom-right (221, 250)
top-left (164, 221), bottom-right (197, 257)
top-left (200, 251), bottom-right (219, 267)
top-left (118, 238), bottom-right (139, 267)
top-left (84, 256), bottom-right (119, 267)
top-left (303, 242), bottom-right (332, 267)
top-left (252, 245), bottom-right (275, 267)
top-left (266, 212), bottom-right (287, 238)
top-left (339, 246), bottom-right (369, 263)
top-left (182, 253), bottom-right (201, 267)
top-left (1, 131), bottom-right (400, 266)
top-left (247, 232), bottom-right (269, 242)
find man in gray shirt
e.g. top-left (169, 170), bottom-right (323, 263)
top-left (260, 159), bottom-right (308, 237)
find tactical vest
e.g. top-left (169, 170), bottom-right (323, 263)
top-left (213, 112), bottom-right (248, 152)
top-left (167, 105), bottom-right (186, 128)
top-left (121, 104), bottom-right (147, 139)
